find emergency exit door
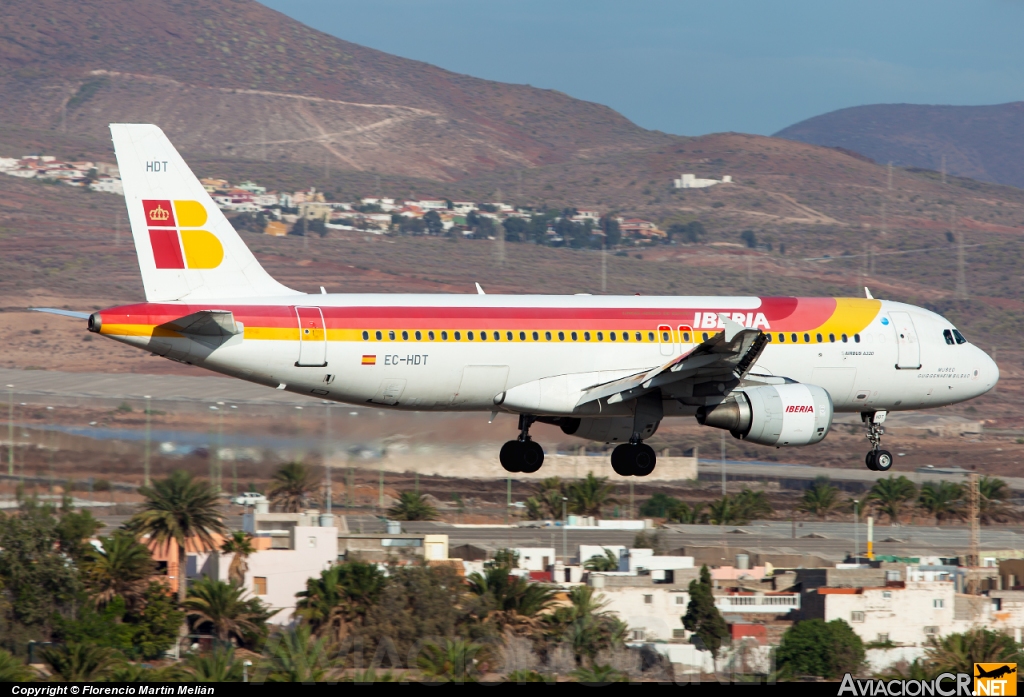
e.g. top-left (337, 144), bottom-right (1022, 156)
top-left (889, 311), bottom-right (921, 370)
top-left (295, 306), bottom-right (327, 367)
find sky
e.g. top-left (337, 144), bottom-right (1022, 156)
top-left (259, 0), bottom-right (1024, 137)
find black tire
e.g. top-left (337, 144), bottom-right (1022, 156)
top-left (874, 450), bottom-right (893, 472)
top-left (611, 444), bottom-right (634, 476)
top-left (499, 440), bottom-right (523, 473)
top-left (521, 440), bottom-right (545, 473)
top-left (633, 444), bottom-right (657, 477)
top-left (865, 451), bottom-right (878, 471)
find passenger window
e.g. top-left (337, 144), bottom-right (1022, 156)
top-left (816, 333), bottom-right (822, 343)
top-left (790, 333), bottom-right (797, 343)
top-left (544, 331), bottom-right (551, 341)
top-left (953, 330), bottom-right (967, 344)
top-left (388, 330), bottom-right (395, 340)
top-left (467, 331), bottom-right (474, 340)
top-left (829, 333), bottom-right (835, 343)
top-left (455, 331), bottom-right (461, 341)
top-left (635, 332), bottom-right (642, 341)
top-left (661, 331), bottom-right (669, 342)
top-left (428, 331), bottom-right (435, 341)
top-left (401, 330), bottom-right (408, 340)
top-left (647, 332), bottom-right (655, 341)
top-left (778, 334), bottom-right (785, 343)
top-left (506, 331), bottom-right (513, 341)
top-left (622, 332), bottom-right (629, 342)
top-left (803, 333), bottom-right (810, 343)
top-left (682, 332), bottom-right (690, 342)
top-left (571, 331), bottom-right (578, 341)
top-left (480, 331), bottom-right (486, 341)
top-left (610, 332), bottom-right (616, 341)
top-left (415, 330), bottom-right (421, 341)
top-left (532, 331), bottom-right (539, 341)
top-left (597, 332), bottom-right (604, 341)
top-left (854, 334), bottom-right (861, 343)
top-left (766, 334), bottom-right (772, 342)
top-left (362, 330), bottom-right (369, 340)
top-left (493, 331), bottom-right (500, 341)
top-left (702, 332), bottom-right (709, 341)
top-left (584, 332), bottom-right (591, 341)
top-left (519, 331), bottom-right (526, 341)
top-left (842, 334), bottom-right (848, 343)
top-left (558, 331), bottom-right (565, 341)
top-left (441, 331), bottom-right (448, 340)
top-left (943, 329), bottom-right (955, 345)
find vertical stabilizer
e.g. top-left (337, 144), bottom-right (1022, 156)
top-left (110, 124), bottom-right (299, 301)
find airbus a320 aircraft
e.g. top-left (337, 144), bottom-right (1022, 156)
top-left (39, 125), bottom-right (999, 477)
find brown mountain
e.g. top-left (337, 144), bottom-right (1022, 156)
top-left (774, 102), bottom-right (1024, 189)
top-left (0, 0), bottom-right (670, 180)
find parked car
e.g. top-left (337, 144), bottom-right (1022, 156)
top-left (232, 492), bottom-right (268, 507)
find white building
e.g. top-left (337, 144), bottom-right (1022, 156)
top-left (360, 197), bottom-right (396, 211)
top-left (590, 580), bottom-right (691, 642)
top-left (89, 177), bottom-right (124, 195)
top-left (673, 173), bottom-right (733, 189)
top-left (513, 547), bottom-right (557, 572)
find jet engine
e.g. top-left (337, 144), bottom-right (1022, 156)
top-left (695, 383), bottom-right (833, 446)
top-left (554, 416), bottom-right (659, 444)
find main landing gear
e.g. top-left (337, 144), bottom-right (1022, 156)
top-left (611, 437), bottom-right (657, 477)
top-left (500, 414), bottom-right (545, 473)
top-left (862, 411), bottom-right (893, 472)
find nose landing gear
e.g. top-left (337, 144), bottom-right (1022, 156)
top-left (499, 414), bottom-right (545, 473)
top-left (611, 435), bottom-right (657, 477)
top-left (863, 411), bottom-right (893, 472)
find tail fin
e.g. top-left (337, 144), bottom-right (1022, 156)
top-left (110, 124), bottom-right (299, 302)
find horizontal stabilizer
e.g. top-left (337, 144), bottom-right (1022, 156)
top-left (31, 308), bottom-right (90, 320)
top-left (159, 310), bottom-right (241, 337)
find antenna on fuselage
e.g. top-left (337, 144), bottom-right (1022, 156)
top-left (475, 283), bottom-right (486, 295)
top-left (864, 287), bottom-right (874, 299)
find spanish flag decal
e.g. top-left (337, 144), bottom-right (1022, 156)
top-left (361, 355), bottom-right (376, 365)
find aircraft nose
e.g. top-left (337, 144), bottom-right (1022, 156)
top-left (976, 346), bottom-right (999, 395)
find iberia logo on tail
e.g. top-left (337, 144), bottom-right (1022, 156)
top-left (142, 200), bottom-right (224, 270)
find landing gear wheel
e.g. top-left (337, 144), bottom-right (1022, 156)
top-left (633, 444), bottom-right (657, 477)
top-left (610, 443), bottom-right (658, 477)
top-left (873, 450), bottom-right (893, 472)
top-left (865, 451), bottom-right (878, 471)
top-left (611, 446), bottom-right (634, 476)
top-left (521, 440), bottom-right (544, 473)
top-left (500, 440), bottom-right (524, 473)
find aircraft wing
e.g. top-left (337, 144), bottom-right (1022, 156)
top-left (31, 308), bottom-right (91, 320)
top-left (575, 314), bottom-right (768, 407)
top-left (159, 310), bottom-right (242, 337)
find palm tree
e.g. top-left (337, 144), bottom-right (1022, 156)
top-left (733, 488), bottom-right (773, 520)
top-left (259, 625), bottom-right (337, 682)
top-left (465, 566), bottom-right (557, 633)
top-left (220, 531), bottom-right (256, 586)
top-left (544, 585), bottom-right (625, 664)
top-left (416, 638), bottom-right (484, 683)
top-left (110, 662), bottom-right (187, 682)
top-left (387, 491), bottom-right (438, 521)
top-left (0, 648), bottom-right (35, 682)
top-left (583, 548), bottom-right (619, 572)
top-left (925, 628), bottom-right (1024, 675)
top-left (867, 475), bottom-right (917, 524)
top-left (185, 645), bottom-right (244, 682)
top-left (918, 481), bottom-right (964, 525)
top-left (526, 479), bottom-right (568, 521)
top-left (128, 470), bottom-right (226, 604)
top-left (798, 478), bottom-right (843, 520)
top-left (82, 530), bottom-right (155, 609)
top-left (708, 495), bottom-right (744, 525)
top-left (571, 664), bottom-right (627, 683)
top-left (567, 473), bottom-right (617, 517)
top-left (41, 643), bottom-right (122, 682)
top-left (267, 462), bottom-right (319, 513)
top-left (183, 577), bottom-right (270, 645)
top-left (979, 476), bottom-right (1015, 524)
top-left (346, 668), bottom-right (401, 683)
top-left (666, 500), bottom-right (707, 524)
top-left (295, 561), bottom-right (386, 640)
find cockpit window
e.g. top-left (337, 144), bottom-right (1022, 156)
top-left (952, 329), bottom-right (967, 345)
top-left (943, 329), bottom-right (955, 345)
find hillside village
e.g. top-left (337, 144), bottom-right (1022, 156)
top-left (0, 153), bottom-right (726, 248)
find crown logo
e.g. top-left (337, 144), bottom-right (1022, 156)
top-left (149, 204), bottom-right (170, 222)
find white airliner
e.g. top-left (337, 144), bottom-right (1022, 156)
top-left (39, 125), bottom-right (999, 477)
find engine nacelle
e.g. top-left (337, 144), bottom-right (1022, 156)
top-left (557, 416), bottom-right (659, 444)
top-left (696, 383), bottom-right (833, 446)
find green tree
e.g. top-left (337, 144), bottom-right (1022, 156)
top-left (666, 500), bottom-right (707, 524)
top-left (925, 627), bottom-right (1024, 675)
top-left (387, 491), bottom-right (438, 521)
top-left (423, 210), bottom-right (444, 235)
top-left (259, 625), bottom-right (337, 682)
top-left (918, 481), bottom-right (964, 525)
top-left (567, 473), bottom-right (617, 517)
top-left (110, 662), bottom-right (187, 682)
top-left (571, 664), bottom-right (627, 683)
top-left (83, 530), bottom-right (155, 609)
top-left (979, 476), bottom-right (1014, 523)
top-left (127, 582), bottom-right (186, 660)
top-left (41, 643), bottom-right (122, 682)
top-left (129, 470), bottom-right (226, 605)
top-left (525, 477), bottom-right (566, 520)
top-left (583, 549), bottom-right (619, 572)
top-left (492, 548), bottom-right (520, 569)
top-left (0, 648), bottom-right (35, 681)
top-left (776, 619), bottom-right (864, 679)
top-left (544, 585), bottom-right (626, 664)
top-left (465, 566), bottom-right (557, 634)
top-left (733, 488), bottom-right (772, 520)
top-left (267, 462), bottom-right (319, 513)
top-left (666, 220), bottom-right (706, 244)
top-left (55, 504), bottom-right (104, 564)
top-left (867, 475), bottom-right (917, 524)
top-left (183, 577), bottom-right (270, 646)
top-left (599, 215), bottom-right (621, 247)
top-left (682, 565), bottom-right (729, 658)
top-left (502, 216), bottom-right (529, 243)
top-left (295, 561), bottom-right (386, 641)
top-left (417, 638), bottom-right (484, 683)
top-left (798, 477), bottom-right (843, 520)
top-left (185, 644), bottom-right (244, 682)
top-left (220, 531), bottom-right (256, 587)
top-left (639, 492), bottom-right (680, 517)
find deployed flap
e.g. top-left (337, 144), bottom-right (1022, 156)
top-left (576, 313), bottom-right (767, 407)
top-left (160, 309), bottom-right (241, 337)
